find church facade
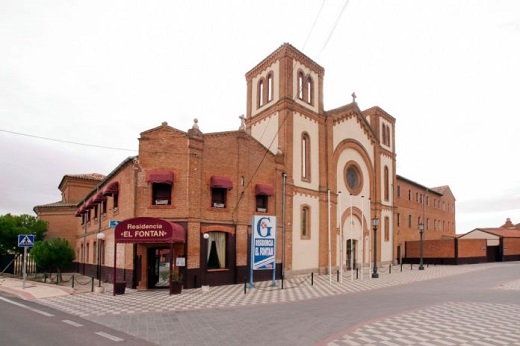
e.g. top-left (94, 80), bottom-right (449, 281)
top-left (34, 43), bottom-right (455, 289)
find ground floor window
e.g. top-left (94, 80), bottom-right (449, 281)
top-left (206, 231), bottom-right (227, 269)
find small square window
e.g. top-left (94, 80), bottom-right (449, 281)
top-left (212, 188), bottom-right (227, 208)
top-left (256, 195), bottom-right (268, 212)
top-left (152, 183), bottom-right (172, 205)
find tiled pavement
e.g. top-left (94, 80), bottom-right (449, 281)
top-left (326, 301), bottom-right (520, 346)
top-left (37, 264), bottom-right (487, 317)
top-left (29, 263), bottom-right (520, 345)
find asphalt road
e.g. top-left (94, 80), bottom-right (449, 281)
top-left (84, 263), bottom-right (520, 345)
top-left (0, 295), bottom-right (154, 346)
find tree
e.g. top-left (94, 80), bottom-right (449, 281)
top-left (30, 238), bottom-right (75, 276)
top-left (0, 214), bottom-right (47, 255)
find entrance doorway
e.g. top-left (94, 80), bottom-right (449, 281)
top-left (147, 247), bottom-right (171, 289)
top-left (346, 239), bottom-right (357, 270)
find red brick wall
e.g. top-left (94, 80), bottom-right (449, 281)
top-left (406, 239), bottom-right (455, 258)
top-left (503, 238), bottom-right (520, 256)
top-left (458, 239), bottom-right (486, 258)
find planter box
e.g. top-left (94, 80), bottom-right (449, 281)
top-left (170, 282), bottom-right (182, 295)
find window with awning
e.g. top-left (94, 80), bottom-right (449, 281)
top-left (255, 183), bottom-right (274, 213)
top-left (147, 171), bottom-right (174, 205)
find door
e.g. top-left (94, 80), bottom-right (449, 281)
top-left (346, 239), bottom-right (357, 270)
top-left (147, 247), bottom-right (171, 289)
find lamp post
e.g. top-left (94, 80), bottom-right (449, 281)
top-left (419, 222), bottom-right (424, 270)
top-left (96, 232), bottom-right (105, 287)
top-left (371, 217), bottom-right (379, 278)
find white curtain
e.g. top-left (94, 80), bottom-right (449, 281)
top-left (214, 232), bottom-right (226, 268)
top-left (207, 232), bottom-right (226, 268)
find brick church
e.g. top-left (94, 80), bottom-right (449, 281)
top-left (34, 43), bottom-right (456, 289)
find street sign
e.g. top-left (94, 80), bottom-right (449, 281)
top-left (18, 234), bottom-right (35, 247)
top-left (109, 220), bottom-right (119, 228)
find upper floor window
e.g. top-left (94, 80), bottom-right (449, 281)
top-left (210, 176), bottom-right (233, 208)
top-left (212, 188), bottom-right (227, 208)
top-left (255, 184), bottom-right (274, 212)
top-left (384, 166), bottom-right (389, 201)
top-left (113, 193), bottom-right (119, 210)
top-left (298, 72), bottom-right (304, 99)
top-left (306, 76), bottom-right (313, 104)
top-left (152, 183), bottom-right (172, 205)
top-left (147, 170), bottom-right (174, 206)
top-left (381, 124), bottom-right (391, 146)
top-left (302, 133), bottom-right (310, 181)
top-left (267, 73), bottom-right (273, 102)
top-left (258, 79), bottom-right (264, 107)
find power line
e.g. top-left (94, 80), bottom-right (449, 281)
top-left (0, 128), bottom-right (137, 152)
top-left (320, 0), bottom-right (350, 53)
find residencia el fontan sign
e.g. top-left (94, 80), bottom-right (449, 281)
top-left (114, 217), bottom-right (185, 243)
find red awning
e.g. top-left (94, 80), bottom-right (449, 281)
top-left (102, 181), bottom-right (119, 196)
top-left (255, 183), bottom-right (274, 196)
top-left (210, 176), bottom-right (233, 190)
top-left (147, 170), bottom-right (174, 184)
top-left (85, 198), bottom-right (96, 209)
top-left (75, 205), bottom-right (86, 217)
top-left (93, 191), bottom-right (106, 203)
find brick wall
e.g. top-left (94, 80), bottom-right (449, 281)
top-left (503, 238), bottom-right (520, 256)
top-left (458, 238), bottom-right (486, 258)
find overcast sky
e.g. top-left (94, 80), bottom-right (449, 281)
top-left (1, 1), bottom-right (519, 233)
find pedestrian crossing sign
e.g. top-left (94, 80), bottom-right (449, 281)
top-left (18, 234), bottom-right (35, 247)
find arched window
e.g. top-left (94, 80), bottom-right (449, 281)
top-left (301, 205), bottom-right (310, 239)
top-left (258, 79), bottom-right (264, 107)
top-left (267, 73), bottom-right (273, 102)
top-left (306, 76), bottom-right (313, 104)
top-left (297, 72), bottom-right (304, 99)
top-left (301, 133), bottom-right (310, 180)
top-left (384, 166), bottom-right (389, 201)
top-left (386, 125), bottom-right (391, 146)
top-left (382, 124), bottom-right (387, 145)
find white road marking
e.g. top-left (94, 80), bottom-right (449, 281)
top-left (0, 296), bottom-right (54, 317)
top-left (95, 331), bottom-right (124, 342)
top-left (62, 319), bottom-right (83, 327)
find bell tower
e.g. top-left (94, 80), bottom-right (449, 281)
top-left (244, 43), bottom-right (324, 158)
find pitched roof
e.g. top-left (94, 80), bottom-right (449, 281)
top-left (58, 173), bottom-right (105, 190)
top-left (472, 228), bottom-right (520, 238)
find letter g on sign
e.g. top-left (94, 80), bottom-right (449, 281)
top-left (256, 217), bottom-right (272, 238)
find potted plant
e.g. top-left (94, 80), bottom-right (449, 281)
top-left (170, 271), bottom-right (183, 295)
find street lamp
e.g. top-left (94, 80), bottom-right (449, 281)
top-left (371, 217), bottom-right (379, 278)
top-left (418, 222), bottom-right (424, 270)
top-left (96, 232), bottom-right (105, 286)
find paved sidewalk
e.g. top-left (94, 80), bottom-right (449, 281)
top-left (24, 264), bottom-right (489, 316)
top-left (0, 276), bottom-right (76, 300)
